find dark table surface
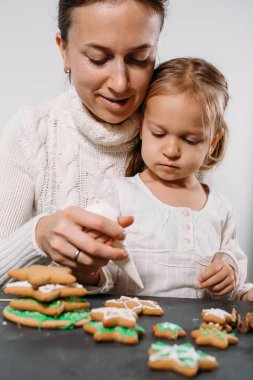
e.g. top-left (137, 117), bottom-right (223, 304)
top-left (0, 292), bottom-right (252, 380)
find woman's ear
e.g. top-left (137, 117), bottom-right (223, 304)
top-left (209, 129), bottom-right (223, 154)
top-left (56, 32), bottom-right (70, 70)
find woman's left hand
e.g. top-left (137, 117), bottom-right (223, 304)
top-left (198, 260), bottom-right (236, 296)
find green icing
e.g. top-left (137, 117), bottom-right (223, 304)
top-left (97, 325), bottom-right (138, 338)
top-left (149, 342), bottom-right (216, 368)
top-left (157, 322), bottom-right (182, 333)
top-left (6, 306), bottom-right (90, 330)
top-left (135, 324), bottom-right (145, 335)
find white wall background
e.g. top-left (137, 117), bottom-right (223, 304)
top-left (0, 0), bottom-right (252, 281)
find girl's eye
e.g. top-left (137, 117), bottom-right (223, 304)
top-left (152, 132), bottom-right (166, 138)
top-left (184, 138), bottom-right (201, 145)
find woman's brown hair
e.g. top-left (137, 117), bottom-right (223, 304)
top-left (58, 0), bottom-right (168, 43)
top-left (126, 57), bottom-right (229, 176)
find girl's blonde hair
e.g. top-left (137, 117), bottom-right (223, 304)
top-left (126, 57), bottom-right (229, 176)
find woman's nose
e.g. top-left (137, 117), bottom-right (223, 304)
top-left (108, 60), bottom-right (129, 94)
top-left (163, 136), bottom-right (181, 158)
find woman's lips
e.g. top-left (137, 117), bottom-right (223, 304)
top-left (98, 95), bottom-right (131, 111)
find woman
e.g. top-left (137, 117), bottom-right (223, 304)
top-left (0, 0), bottom-right (167, 286)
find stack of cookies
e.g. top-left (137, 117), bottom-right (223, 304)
top-left (3, 265), bottom-right (90, 329)
top-left (191, 307), bottom-right (239, 349)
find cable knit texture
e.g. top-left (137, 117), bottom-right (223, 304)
top-left (0, 86), bottom-right (140, 285)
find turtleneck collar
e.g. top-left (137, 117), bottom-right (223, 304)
top-left (68, 86), bottom-right (141, 147)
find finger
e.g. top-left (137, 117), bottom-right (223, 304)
top-left (63, 207), bottom-right (126, 240)
top-left (212, 284), bottom-right (235, 296)
top-left (199, 269), bottom-right (227, 289)
top-left (85, 230), bottom-right (112, 244)
top-left (76, 251), bottom-right (108, 268)
top-left (54, 219), bottom-right (128, 260)
top-left (51, 242), bottom-right (108, 270)
top-left (198, 262), bottom-right (223, 283)
top-left (118, 216), bottom-right (134, 228)
top-left (210, 276), bottom-right (234, 293)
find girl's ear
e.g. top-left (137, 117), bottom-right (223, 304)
top-left (209, 129), bottom-right (223, 154)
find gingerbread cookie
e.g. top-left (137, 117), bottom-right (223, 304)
top-left (104, 296), bottom-right (164, 315)
top-left (200, 322), bottom-right (232, 333)
top-left (153, 322), bottom-right (186, 340)
top-left (148, 342), bottom-right (218, 377)
top-left (201, 308), bottom-right (234, 325)
top-left (9, 296), bottom-right (90, 317)
top-left (8, 265), bottom-right (76, 287)
top-left (83, 320), bottom-right (145, 344)
top-left (4, 281), bottom-right (87, 302)
top-left (236, 311), bottom-right (253, 333)
top-left (3, 305), bottom-right (90, 329)
top-left (90, 307), bottom-right (138, 328)
top-left (191, 327), bottom-right (238, 349)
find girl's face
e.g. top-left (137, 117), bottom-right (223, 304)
top-left (141, 93), bottom-right (218, 184)
top-left (57, 1), bottom-right (161, 124)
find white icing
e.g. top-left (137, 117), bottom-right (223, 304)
top-left (202, 308), bottom-right (230, 318)
top-left (91, 307), bottom-right (137, 322)
top-left (5, 281), bottom-right (83, 293)
top-left (107, 296), bottom-right (163, 313)
top-left (149, 344), bottom-right (217, 367)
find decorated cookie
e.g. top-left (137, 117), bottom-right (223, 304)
top-left (200, 322), bottom-right (232, 333)
top-left (153, 322), bottom-right (186, 340)
top-left (3, 305), bottom-right (90, 329)
top-left (236, 311), bottom-right (253, 333)
top-left (9, 296), bottom-right (90, 317)
top-left (148, 342), bottom-right (218, 377)
top-left (83, 320), bottom-right (145, 344)
top-left (191, 327), bottom-right (238, 349)
top-left (104, 296), bottom-right (164, 316)
top-left (4, 281), bottom-right (87, 302)
top-left (8, 265), bottom-right (76, 287)
top-left (90, 307), bottom-right (138, 328)
top-left (201, 308), bottom-right (234, 325)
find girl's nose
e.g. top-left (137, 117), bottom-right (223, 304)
top-left (163, 136), bottom-right (181, 159)
top-left (108, 60), bottom-right (129, 94)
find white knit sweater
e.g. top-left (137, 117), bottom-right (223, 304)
top-left (0, 87), bottom-right (140, 285)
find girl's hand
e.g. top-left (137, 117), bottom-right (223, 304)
top-left (35, 206), bottom-right (133, 285)
top-left (240, 288), bottom-right (253, 301)
top-left (198, 260), bottom-right (236, 296)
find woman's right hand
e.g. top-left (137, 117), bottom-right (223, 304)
top-left (35, 206), bottom-right (133, 285)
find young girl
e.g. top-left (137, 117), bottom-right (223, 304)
top-left (94, 57), bottom-right (252, 300)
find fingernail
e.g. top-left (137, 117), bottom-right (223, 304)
top-left (122, 230), bottom-right (127, 240)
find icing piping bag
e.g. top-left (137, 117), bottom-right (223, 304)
top-left (86, 184), bottom-right (144, 289)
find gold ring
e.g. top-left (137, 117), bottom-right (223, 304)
top-left (74, 249), bottom-right (81, 262)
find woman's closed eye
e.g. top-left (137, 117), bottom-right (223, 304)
top-left (126, 56), bottom-right (151, 66)
top-left (87, 57), bottom-right (110, 66)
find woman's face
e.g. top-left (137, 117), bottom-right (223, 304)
top-left (57, 1), bottom-right (162, 124)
